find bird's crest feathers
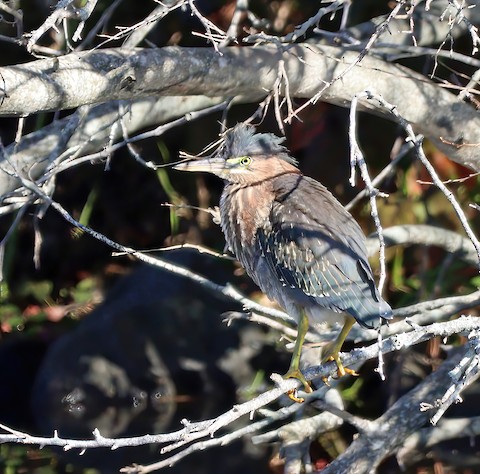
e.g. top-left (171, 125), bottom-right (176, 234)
top-left (217, 124), bottom-right (298, 166)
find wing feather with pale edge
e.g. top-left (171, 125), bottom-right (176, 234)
top-left (256, 174), bottom-right (392, 328)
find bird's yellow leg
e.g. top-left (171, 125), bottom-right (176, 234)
top-left (322, 315), bottom-right (358, 378)
top-left (284, 310), bottom-right (313, 402)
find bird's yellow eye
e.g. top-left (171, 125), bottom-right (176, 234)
top-left (239, 156), bottom-right (252, 167)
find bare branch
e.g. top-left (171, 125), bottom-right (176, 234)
top-left (2, 45), bottom-right (480, 172)
top-left (0, 318), bottom-right (478, 470)
top-left (94, 0), bottom-right (187, 48)
top-left (0, 96), bottom-right (227, 202)
top-left (125, 394), bottom-right (313, 473)
top-left (448, 0), bottom-right (480, 55)
top-left (346, 137), bottom-right (417, 211)
top-left (26, 0), bottom-right (100, 53)
top-left (219, 0), bottom-right (248, 47)
top-left (188, 0), bottom-right (228, 52)
top-left (422, 330), bottom-right (480, 425)
top-left (398, 415), bottom-right (480, 467)
top-left (290, 0), bottom-right (407, 120)
top-left (349, 91), bottom-right (389, 293)
top-left (321, 348), bottom-right (468, 473)
top-left (349, 90), bottom-right (480, 268)
top-left (366, 224), bottom-right (479, 267)
top-left (243, 1), bottom-right (345, 44)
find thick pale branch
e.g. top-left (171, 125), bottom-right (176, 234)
top-left (366, 224), bottom-right (479, 266)
top-left (398, 415), bottom-right (480, 465)
top-left (1, 45), bottom-right (479, 170)
top-left (321, 349), bottom-right (466, 474)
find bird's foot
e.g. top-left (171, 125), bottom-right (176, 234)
top-left (283, 368), bottom-right (313, 403)
top-left (321, 315), bottom-right (357, 381)
top-left (324, 355), bottom-right (359, 378)
top-left (321, 352), bottom-right (359, 382)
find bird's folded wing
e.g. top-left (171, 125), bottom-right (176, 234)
top-left (256, 192), bottom-right (390, 327)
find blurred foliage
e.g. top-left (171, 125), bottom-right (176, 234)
top-left (0, 277), bottom-right (99, 335)
top-left (0, 444), bottom-right (99, 474)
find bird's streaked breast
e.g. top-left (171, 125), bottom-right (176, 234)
top-left (220, 182), bottom-right (273, 277)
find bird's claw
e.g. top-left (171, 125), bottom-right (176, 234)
top-left (342, 366), bottom-right (359, 377)
top-left (283, 368), bottom-right (313, 403)
top-left (321, 375), bottom-right (331, 386)
top-left (287, 389), bottom-right (305, 403)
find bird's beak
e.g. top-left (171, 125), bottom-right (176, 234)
top-left (173, 157), bottom-right (228, 176)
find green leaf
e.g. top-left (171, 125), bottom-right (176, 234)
top-left (470, 275), bottom-right (480, 287)
top-left (78, 186), bottom-right (99, 228)
top-left (71, 277), bottom-right (96, 304)
top-left (156, 141), bottom-right (181, 235)
top-left (18, 280), bottom-right (53, 302)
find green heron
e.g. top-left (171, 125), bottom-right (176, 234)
top-left (174, 124), bottom-right (392, 395)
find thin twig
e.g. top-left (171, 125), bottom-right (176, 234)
top-left (124, 398), bottom-right (309, 473)
top-left (219, 0), bottom-right (248, 47)
top-left (448, 0), bottom-right (480, 55)
top-left (288, 0), bottom-right (407, 121)
top-left (41, 100), bottom-right (230, 181)
top-left (349, 91), bottom-right (389, 294)
top-left (345, 136), bottom-right (416, 211)
top-left (421, 330), bottom-right (480, 425)
top-left (243, 1), bottom-right (344, 44)
top-left (95, 1), bottom-right (187, 48)
top-left (113, 242), bottom-right (235, 261)
top-left (188, 0), bottom-right (228, 53)
top-left (352, 90), bottom-right (480, 269)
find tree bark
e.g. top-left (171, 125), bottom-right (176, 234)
top-left (1, 45), bottom-right (479, 172)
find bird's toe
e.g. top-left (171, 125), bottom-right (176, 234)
top-left (283, 368), bottom-right (313, 402)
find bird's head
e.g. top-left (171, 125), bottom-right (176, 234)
top-left (174, 124), bottom-right (299, 185)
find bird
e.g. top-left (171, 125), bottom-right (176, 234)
top-left (174, 124), bottom-right (392, 398)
